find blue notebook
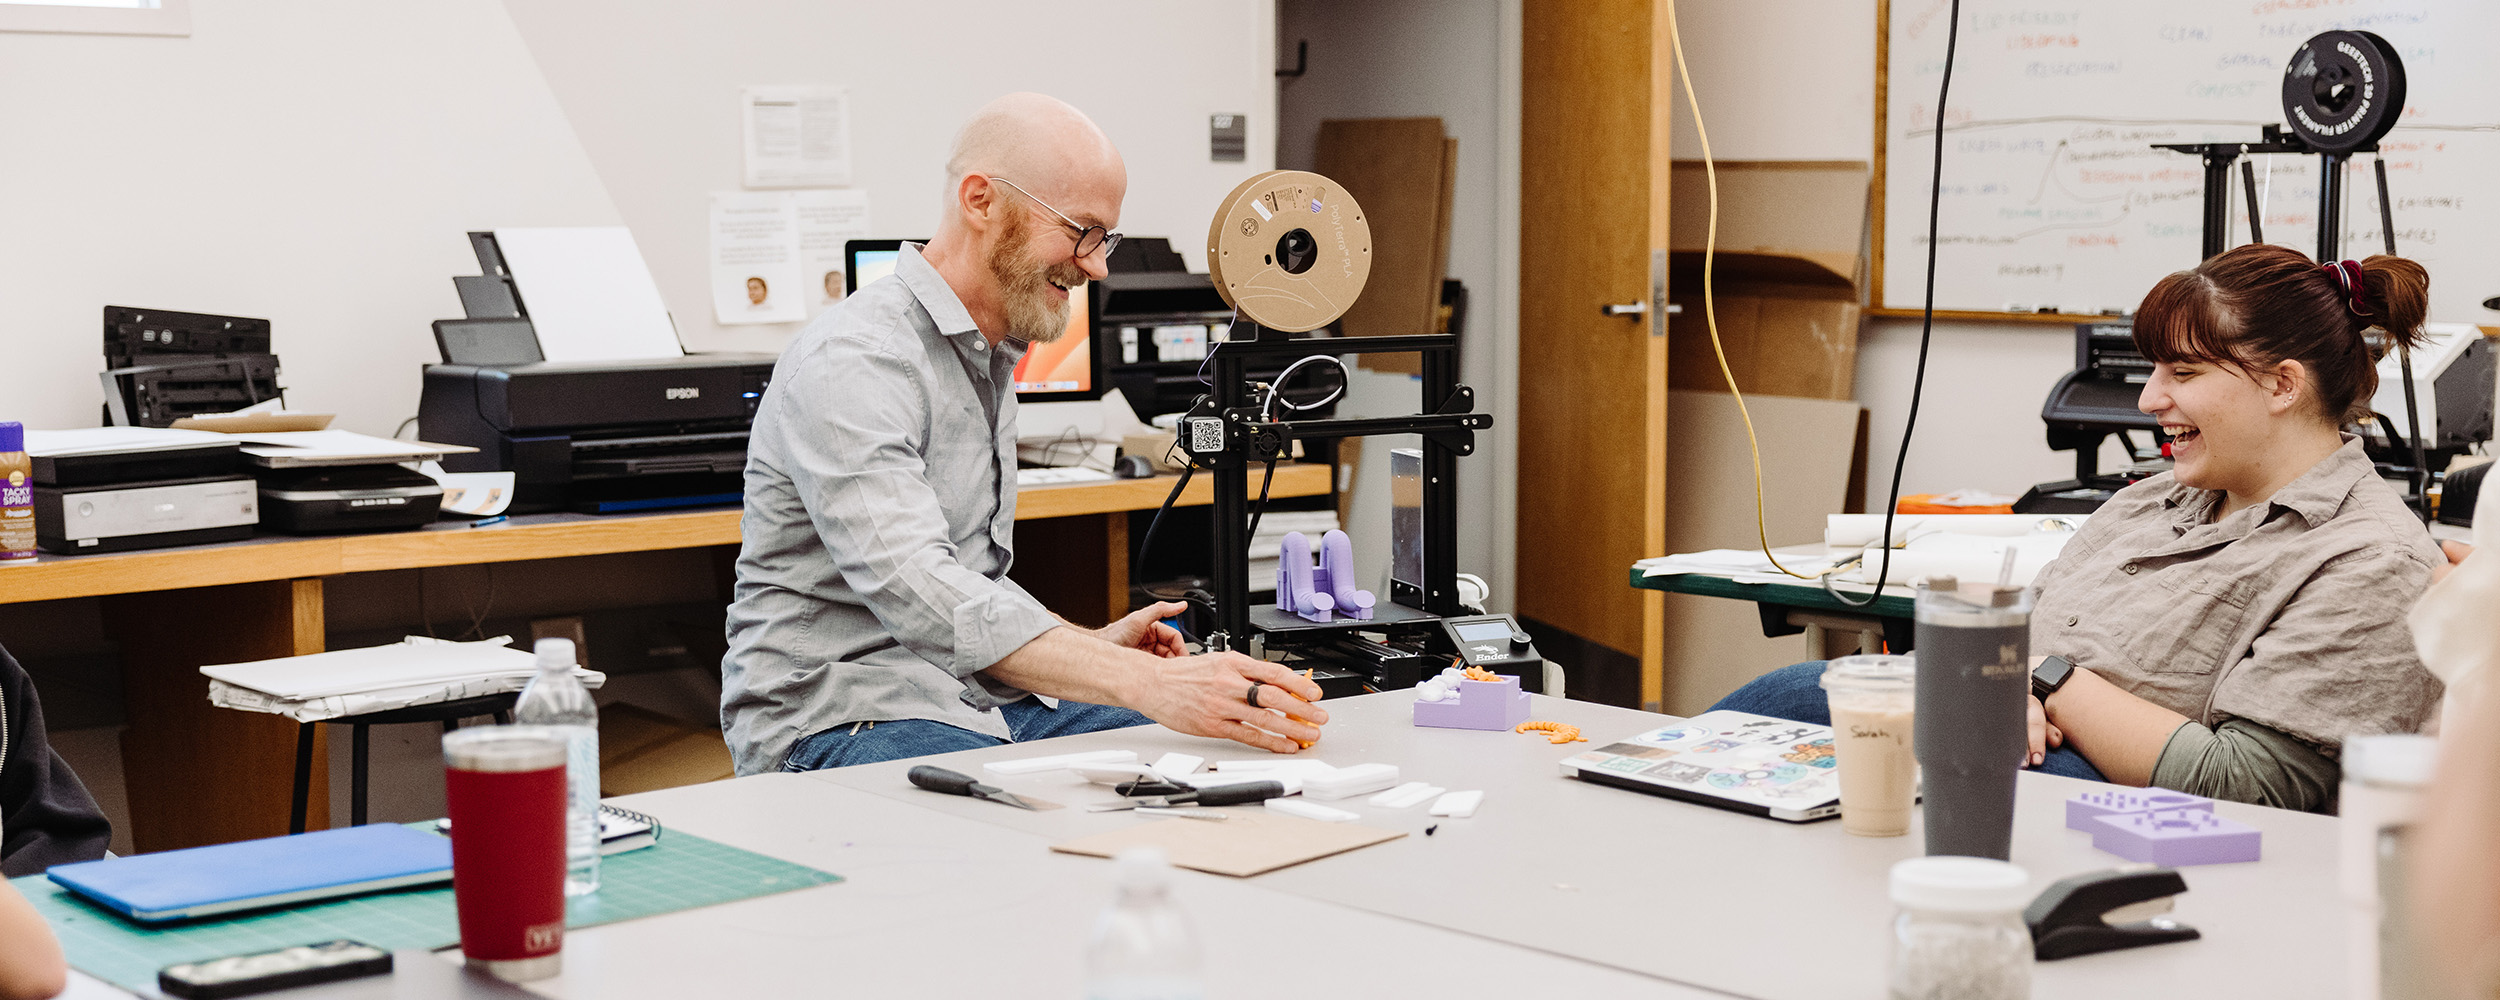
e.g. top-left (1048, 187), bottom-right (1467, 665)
top-left (48, 824), bottom-right (453, 924)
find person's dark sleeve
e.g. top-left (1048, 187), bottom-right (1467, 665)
top-left (2149, 717), bottom-right (2343, 814)
top-left (1, 645), bottom-right (112, 876)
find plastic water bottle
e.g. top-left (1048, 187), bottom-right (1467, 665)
top-left (512, 637), bottom-right (599, 896)
top-left (1084, 847), bottom-right (1203, 1000)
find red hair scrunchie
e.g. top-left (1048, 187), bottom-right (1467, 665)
top-left (2322, 259), bottom-right (2372, 317)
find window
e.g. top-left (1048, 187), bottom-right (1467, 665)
top-left (0, 0), bottom-right (190, 37)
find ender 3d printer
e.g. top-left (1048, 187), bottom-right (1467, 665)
top-left (1175, 170), bottom-right (1539, 693)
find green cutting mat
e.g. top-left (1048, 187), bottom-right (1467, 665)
top-left (17, 830), bottom-right (841, 994)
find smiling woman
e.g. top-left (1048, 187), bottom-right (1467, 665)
top-left (1714, 243), bottom-right (2446, 812)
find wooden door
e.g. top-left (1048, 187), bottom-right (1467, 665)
top-left (1517, 0), bottom-right (1672, 710)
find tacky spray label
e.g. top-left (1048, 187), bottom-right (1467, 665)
top-left (0, 422), bottom-right (34, 562)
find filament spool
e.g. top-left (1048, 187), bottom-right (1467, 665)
top-left (1205, 170), bottom-right (1373, 333)
top-left (2281, 30), bottom-right (2406, 154)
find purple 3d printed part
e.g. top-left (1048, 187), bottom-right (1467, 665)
top-left (2064, 788), bottom-right (2215, 832)
top-left (1413, 676), bottom-right (1530, 731)
top-left (2088, 808), bottom-right (2261, 866)
top-left (1277, 529), bottom-right (1373, 624)
top-left (1276, 532), bottom-right (1336, 623)
top-left (1319, 529), bottom-right (1374, 620)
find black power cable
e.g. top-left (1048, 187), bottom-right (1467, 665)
top-left (1826, 0), bottom-right (1961, 609)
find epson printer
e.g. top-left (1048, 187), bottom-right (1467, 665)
top-left (418, 232), bottom-right (774, 513)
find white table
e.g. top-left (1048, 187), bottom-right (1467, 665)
top-left (520, 773), bottom-right (1711, 998)
top-left (63, 691), bottom-right (2339, 999)
top-left (805, 692), bottom-right (2343, 999)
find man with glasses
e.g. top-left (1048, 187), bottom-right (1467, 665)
top-left (723, 93), bottom-right (1328, 773)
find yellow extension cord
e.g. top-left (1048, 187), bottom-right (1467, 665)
top-left (1666, 1), bottom-right (1821, 580)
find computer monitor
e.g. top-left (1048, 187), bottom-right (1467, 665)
top-left (843, 239), bottom-right (1101, 406)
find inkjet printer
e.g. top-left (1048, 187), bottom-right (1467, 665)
top-left (417, 232), bottom-right (774, 513)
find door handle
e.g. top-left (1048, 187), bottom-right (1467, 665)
top-left (1601, 302), bottom-right (1647, 317)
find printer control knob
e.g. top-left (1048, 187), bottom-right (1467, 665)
top-left (77, 501), bottom-right (94, 518)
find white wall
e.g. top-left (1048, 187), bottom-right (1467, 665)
top-left (0, 0), bottom-right (624, 435)
top-left (1275, 0), bottom-right (1519, 610)
top-left (502, 0), bottom-right (1277, 357)
top-left (1668, 0), bottom-right (2105, 507)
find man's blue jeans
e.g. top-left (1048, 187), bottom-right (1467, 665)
top-left (1710, 660), bottom-right (2108, 782)
top-left (780, 698), bottom-right (1153, 771)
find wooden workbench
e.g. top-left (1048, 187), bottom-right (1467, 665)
top-left (3, 465), bottom-right (1329, 852)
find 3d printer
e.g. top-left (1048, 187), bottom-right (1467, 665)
top-left (1169, 170), bottom-right (1531, 693)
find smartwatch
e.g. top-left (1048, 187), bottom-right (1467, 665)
top-left (2032, 654), bottom-right (2077, 703)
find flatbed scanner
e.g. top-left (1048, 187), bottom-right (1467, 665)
top-left (417, 230), bottom-right (776, 513)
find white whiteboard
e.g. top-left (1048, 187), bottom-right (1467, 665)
top-left (1879, 0), bottom-right (2500, 321)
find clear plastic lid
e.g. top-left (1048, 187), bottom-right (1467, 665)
top-left (1821, 654), bottom-right (1916, 695)
top-left (1890, 856), bottom-right (2031, 913)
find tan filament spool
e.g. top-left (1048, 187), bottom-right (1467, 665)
top-left (1204, 170), bottom-right (1372, 333)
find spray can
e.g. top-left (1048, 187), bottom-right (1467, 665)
top-left (0, 423), bottom-right (33, 563)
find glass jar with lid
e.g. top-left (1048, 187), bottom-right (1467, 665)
top-left (1889, 856), bottom-right (2033, 999)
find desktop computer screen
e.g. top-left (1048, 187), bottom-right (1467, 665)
top-left (845, 239), bottom-right (1097, 402)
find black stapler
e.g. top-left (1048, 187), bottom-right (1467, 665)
top-left (2024, 866), bottom-right (2201, 960)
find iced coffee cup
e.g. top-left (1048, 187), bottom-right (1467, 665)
top-left (1822, 654), bottom-right (1917, 837)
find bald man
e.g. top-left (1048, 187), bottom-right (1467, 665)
top-left (721, 94), bottom-right (1327, 773)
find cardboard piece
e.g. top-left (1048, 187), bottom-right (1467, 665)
top-left (169, 411), bottom-right (334, 433)
top-left (1050, 810), bottom-right (1403, 877)
top-left (1667, 161), bottom-right (1870, 403)
top-left (1659, 390), bottom-right (1864, 715)
top-left (1668, 160), bottom-right (1868, 289)
top-left (1315, 118), bottom-right (1456, 375)
top-left (1670, 295), bottom-right (1863, 400)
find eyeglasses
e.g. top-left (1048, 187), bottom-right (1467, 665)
top-left (988, 175), bottom-right (1122, 260)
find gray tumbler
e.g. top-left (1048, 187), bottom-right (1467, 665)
top-left (1912, 576), bottom-right (2031, 860)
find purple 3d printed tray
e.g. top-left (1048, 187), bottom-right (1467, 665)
top-left (2065, 787), bottom-right (2215, 831)
top-left (1413, 676), bottom-right (1529, 731)
top-left (2088, 808), bottom-right (2261, 866)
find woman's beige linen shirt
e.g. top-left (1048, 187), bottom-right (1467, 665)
top-left (2030, 436), bottom-right (2443, 759)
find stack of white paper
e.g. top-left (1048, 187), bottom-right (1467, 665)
top-left (202, 636), bottom-right (603, 723)
top-left (22, 427), bottom-right (234, 457)
top-left (494, 227), bottom-right (683, 362)
top-left (228, 430), bottom-right (475, 468)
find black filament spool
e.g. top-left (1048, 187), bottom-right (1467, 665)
top-left (2281, 30), bottom-right (2406, 154)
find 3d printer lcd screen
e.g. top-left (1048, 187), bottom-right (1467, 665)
top-left (1455, 621), bottom-right (1513, 642)
top-left (851, 248), bottom-right (1089, 396)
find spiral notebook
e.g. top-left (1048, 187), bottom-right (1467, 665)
top-left (433, 804), bottom-right (661, 855)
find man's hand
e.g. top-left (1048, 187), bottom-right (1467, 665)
top-left (1093, 601), bottom-right (1187, 658)
top-left (2434, 539), bottom-right (2474, 585)
top-left (1125, 652), bottom-right (1329, 754)
top-left (2026, 693), bottom-right (2064, 767)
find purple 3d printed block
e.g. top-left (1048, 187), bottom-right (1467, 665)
top-left (1412, 676), bottom-right (1530, 731)
top-left (2088, 808), bottom-right (2261, 866)
top-left (1277, 530), bottom-right (1374, 623)
top-left (2064, 787), bottom-right (2215, 832)
top-left (1277, 532), bottom-right (1337, 623)
top-left (1318, 529), bottom-right (1374, 621)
